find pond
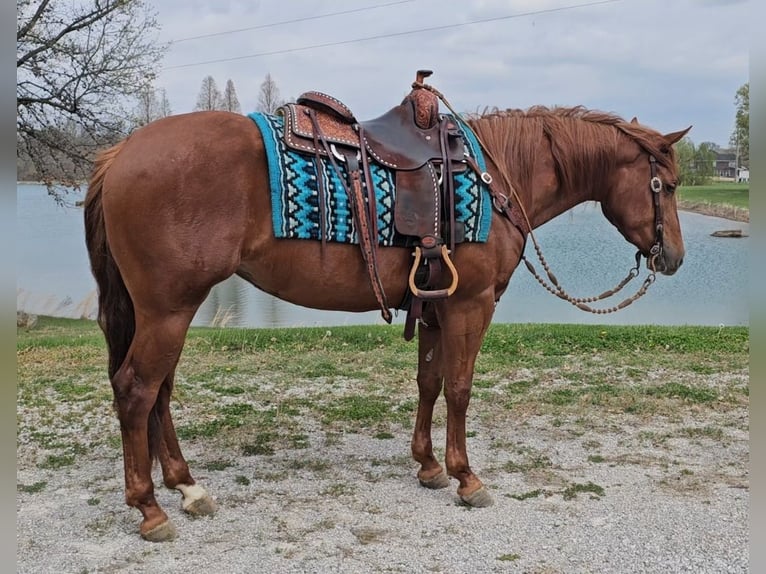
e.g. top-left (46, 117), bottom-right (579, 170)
top-left (17, 183), bottom-right (748, 327)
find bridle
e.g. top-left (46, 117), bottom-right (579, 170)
top-left (414, 81), bottom-right (671, 315)
top-left (647, 154), bottom-right (666, 271)
top-left (511, 151), bottom-right (671, 314)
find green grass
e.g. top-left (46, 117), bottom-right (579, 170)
top-left (562, 481), bottom-right (605, 500)
top-left (497, 553), bottom-right (521, 562)
top-left (321, 395), bottom-right (393, 426)
top-left (643, 382), bottom-right (718, 403)
top-left (18, 316), bottom-right (749, 359)
top-left (17, 316), bottom-right (748, 465)
top-left (16, 316), bottom-right (106, 351)
top-left (678, 183), bottom-right (749, 209)
top-left (17, 481), bottom-right (47, 494)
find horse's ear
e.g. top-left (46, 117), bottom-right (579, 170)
top-left (630, 117), bottom-right (639, 124)
top-left (663, 126), bottom-right (692, 145)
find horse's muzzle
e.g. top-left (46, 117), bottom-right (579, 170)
top-left (648, 248), bottom-right (684, 276)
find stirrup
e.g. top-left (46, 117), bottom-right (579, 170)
top-left (408, 244), bottom-right (459, 300)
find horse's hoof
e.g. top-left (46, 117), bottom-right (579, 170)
top-left (141, 520), bottom-right (177, 542)
top-left (460, 486), bottom-right (494, 507)
top-left (183, 493), bottom-right (217, 517)
top-left (418, 470), bottom-right (450, 490)
top-left (178, 483), bottom-right (217, 517)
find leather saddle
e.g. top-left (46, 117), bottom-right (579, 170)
top-left (283, 90), bottom-right (465, 171)
top-left (277, 71), bottom-right (471, 333)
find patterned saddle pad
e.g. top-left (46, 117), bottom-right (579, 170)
top-left (248, 112), bottom-right (492, 246)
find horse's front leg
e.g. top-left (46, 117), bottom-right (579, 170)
top-left (438, 291), bottom-right (496, 507)
top-left (411, 304), bottom-right (450, 489)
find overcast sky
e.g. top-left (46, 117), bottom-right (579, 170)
top-left (153, 0), bottom-right (750, 147)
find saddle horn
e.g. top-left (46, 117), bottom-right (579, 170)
top-left (415, 69), bottom-right (433, 84)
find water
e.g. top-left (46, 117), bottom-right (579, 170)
top-left (16, 183), bottom-right (749, 327)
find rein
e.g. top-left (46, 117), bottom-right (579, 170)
top-left (517, 153), bottom-right (665, 314)
top-left (415, 81), bottom-right (664, 315)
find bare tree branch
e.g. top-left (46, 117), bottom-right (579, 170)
top-left (256, 73), bottom-right (285, 114)
top-left (195, 76), bottom-right (223, 111)
top-left (16, 0), bottom-right (166, 192)
top-left (221, 79), bottom-right (242, 113)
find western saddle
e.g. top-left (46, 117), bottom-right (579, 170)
top-left (279, 70), bottom-right (473, 337)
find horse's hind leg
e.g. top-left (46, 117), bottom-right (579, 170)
top-left (151, 368), bottom-right (217, 517)
top-left (111, 310), bottom-right (197, 541)
top-left (411, 305), bottom-right (450, 489)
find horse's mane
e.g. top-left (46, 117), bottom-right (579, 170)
top-left (464, 105), bottom-right (675, 197)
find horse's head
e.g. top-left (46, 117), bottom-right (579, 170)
top-left (600, 123), bottom-right (691, 276)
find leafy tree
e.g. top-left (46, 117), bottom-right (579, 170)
top-left (17, 0), bottom-right (166, 189)
top-left (194, 75), bottom-right (223, 111)
top-left (729, 82), bottom-right (748, 168)
top-left (221, 79), bottom-right (242, 113)
top-left (675, 137), bottom-right (714, 186)
top-left (695, 142), bottom-right (717, 181)
top-left (256, 73), bottom-right (285, 114)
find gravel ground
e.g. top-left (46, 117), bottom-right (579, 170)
top-left (17, 395), bottom-right (749, 574)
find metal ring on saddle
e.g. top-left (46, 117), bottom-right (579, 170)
top-left (492, 192), bottom-right (509, 212)
top-left (330, 143), bottom-right (360, 163)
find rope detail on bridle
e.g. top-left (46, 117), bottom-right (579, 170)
top-left (522, 249), bottom-right (657, 314)
top-left (414, 81), bottom-right (660, 314)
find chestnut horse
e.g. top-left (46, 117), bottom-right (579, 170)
top-left (84, 103), bottom-right (689, 541)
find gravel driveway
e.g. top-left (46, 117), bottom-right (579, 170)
top-left (17, 384), bottom-right (748, 574)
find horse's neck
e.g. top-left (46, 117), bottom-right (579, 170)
top-left (521, 135), bottom-right (624, 230)
top-left (523, 178), bottom-right (596, 230)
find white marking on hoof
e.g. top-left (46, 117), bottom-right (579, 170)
top-left (418, 470), bottom-right (450, 489)
top-left (460, 486), bottom-right (494, 507)
top-left (141, 520), bottom-right (177, 542)
top-left (177, 483), bottom-right (217, 516)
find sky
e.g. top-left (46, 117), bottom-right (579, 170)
top-left (152, 0), bottom-right (750, 147)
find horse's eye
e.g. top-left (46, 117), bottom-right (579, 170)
top-left (665, 183), bottom-right (677, 194)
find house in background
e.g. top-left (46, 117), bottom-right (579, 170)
top-left (713, 149), bottom-right (737, 179)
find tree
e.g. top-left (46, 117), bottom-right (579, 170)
top-left (194, 76), bottom-right (223, 111)
top-left (256, 73), bottom-right (285, 114)
top-left (131, 84), bottom-right (172, 128)
top-left (134, 85), bottom-right (159, 127)
top-left (675, 137), bottom-right (714, 186)
top-left (157, 88), bottom-right (172, 118)
top-left (221, 79), bottom-right (242, 113)
top-left (132, 84), bottom-right (172, 128)
top-left (729, 82), bottom-right (749, 169)
top-left (17, 0), bottom-right (166, 190)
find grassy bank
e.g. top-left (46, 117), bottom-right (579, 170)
top-left (677, 182), bottom-right (749, 222)
top-left (17, 317), bottom-right (749, 473)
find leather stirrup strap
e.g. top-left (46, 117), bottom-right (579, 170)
top-left (357, 125), bottom-right (379, 253)
top-left (302, 123), bottom-right (392, 322)
top-left (344, 150), bottom-right (392, 322)
top-left (439, 120), bottom-right (457, 254)
top-left (403, 295), bottom-right (422, 341)
top-left (307, 109), bottom-right (328, 247)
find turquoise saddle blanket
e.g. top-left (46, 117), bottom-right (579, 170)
top-left (248, 111), bottom-right (492, 245)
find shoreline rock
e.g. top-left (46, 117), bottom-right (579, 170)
top-left (677, 201), bottom-right (749, 223)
